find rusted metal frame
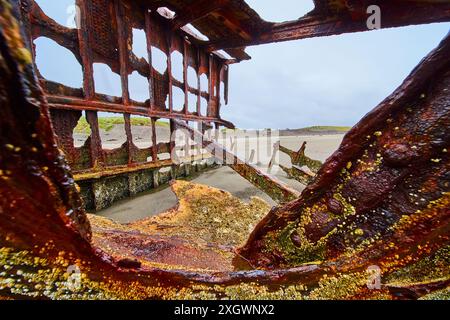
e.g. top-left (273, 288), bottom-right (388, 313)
top-left (207, 54), bottom-right (213, 117)
top-left (76, 0), bottom-right (104, 168)
top-left (223, 64), bottom-right (229, 105)
top-left (114, 0), bottom-right (130, 105)
top-left (73, 159), bottom-right (174, 181)
top-left (73, 148), bottom-right (208, 182)
top-left (46, 97), bottom-right (234, 128)
top-left (0, 3), bottom-right (324, 292)
top-left (169, 119), bottom-right (176, 161)
top-left (151, 118), bottom-right (158, 162)
top-left (279, 164), bottom-right (315, 186)
top-left (26, 0), bottom-right (82, 64)
top-left (85, 110), bottom-right (104, 168)
top-left (76, 0), bottom-right (95, 98)
top-left (209, 8), bottom-right (253, 42)
top-left (173, 119), bottom-right (300, 203)
top-left (29, 0), bottom-right (233, 128)
top-left (270, 141), bottom-right (323, 175)
top-left (206, 2), bottom-right (450, 50)
top-left (196, 49), bottom-right (201, 115)
top-left (114, 0), bottom-right (134, 165)
top-left (170, 0), bottom-right (228, 31)
top-left (216, 61), bottom-right (225, 116)
top-left (183, 39), bottom-right (189, 115)
top-left (145, 10), bottom-right (155, 110)
top-left (197, 51), bottom-right (209, 117)
top-left (216, 65), bottom-right (221, 115)
top-left (145, 13), bottom-right (159, 164)
top-left (149, 8), bottom-right (209, 47)
top-left (148, 4), bottom-right (248, 62)
top-left (123, 113), bottom-right (133, 164)
top-left (173, 77), bottom-right (205, 97)
top-left (215, 62), bottom-right (221, 117)
top-left (167, 32), bottom-right (174, 113)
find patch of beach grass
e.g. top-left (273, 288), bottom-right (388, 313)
top-left (74, 117), bottom-right (170, 134)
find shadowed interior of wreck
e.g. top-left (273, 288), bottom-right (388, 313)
top-left (0, 0), bottom-right (449, 300)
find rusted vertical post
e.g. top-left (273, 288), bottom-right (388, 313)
top-left (183, 39), bottom-right (189, 115)
top-left (85, 111), bottom-right (104, 167)
top-left (145, 9), bottom-right (155, 111)
top-left (114, 0), bottom-right (133, 165)
top-left (114, 0), bottom-right (130, 106)
top-left (196, 49), bottom-right (201, 115)
top-left (76, 0), bottom-right (102, 167)
top-left (145, 10), bottom-right (156, 160)
top-left (151, 118), bottom-right (158, 162)
top-left (167, 33), bottom-right (173, 112)
top-left (216, 65), bottom-right (222, 116)
top-left (124, 114), bottom-right (133, 164)
top-left (169, 119), bottom-right (176, 161)
top-left (76, 0), bottom-right (95, 99)
top-left (224, 65), bottom-right (229, 105)
top-left (207, 54), bottom-right (213, 117)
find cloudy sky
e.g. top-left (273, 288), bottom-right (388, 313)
top-left (34, 0), bottom-right (449, 129)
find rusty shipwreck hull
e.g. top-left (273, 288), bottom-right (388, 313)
top-left (239, 30), bottom-right (450, 270)
top-left (0, 0), bottom-right (449, 300)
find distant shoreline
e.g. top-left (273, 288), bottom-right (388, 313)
top-left (223, 126), bottom-right (351, 136)
top-left (74, 117), bottom-right (351, 137)
top-left (279, 126), bottom-right (350, 136)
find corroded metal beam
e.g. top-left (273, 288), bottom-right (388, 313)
top-left (207, 1), bottom-right (450, 50)
top-left (271, 141), bottom-right (323, 173)
top-left (269, 141), bottom-right (322, 185)
top-left (171, 0), bottom-right (227, 31)
top-left (172, 119), bottom-right (301, 203)
top-left (279, 164), bottom-right (315, 186)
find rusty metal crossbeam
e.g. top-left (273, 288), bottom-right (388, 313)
top-left (21, 0), bottom-right (235, 182)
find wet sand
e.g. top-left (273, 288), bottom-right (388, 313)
top-left (96, 134), bottom-right (345, 223)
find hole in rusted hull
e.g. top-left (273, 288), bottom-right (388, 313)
top-left (170, 50), bottom-right (184, 82)
top-left (93, 63), bottom-right (122, 97)
top-left (172, 85), bottom-right (185, 112)
top-left (131, 28), bottom-right (148, 61)
top-left (35, 0), bottom-right (77, 28)
top-left (34, 37), bottom-right (83, 88)
top-left (73, 112), bottom-right (91, 148)
top-left (99, 113), bottom-right (127, 150)
top-left (128, 71), bottom-right (150, 102)
top-left (131, 115), bottom-right (153, 150)
top-left (187, 66), bottom-right (198, 89)
top-left (151, 46), bottom-right (168, 74)
top-left (200, 97), bottom-right (208, 117)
